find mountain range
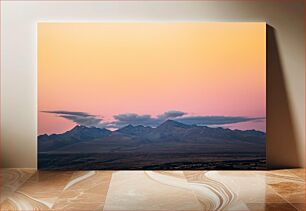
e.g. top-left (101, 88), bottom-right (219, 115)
top-left (38, 120), bottom-right (266, 154)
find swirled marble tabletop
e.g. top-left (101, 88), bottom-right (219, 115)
top-left (0, 168), bottom-right (304, 210)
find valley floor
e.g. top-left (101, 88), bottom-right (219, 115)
top-left (0, 168), bottom-right (304, 210)
top-left (38, 152), bottom-right (266, 170)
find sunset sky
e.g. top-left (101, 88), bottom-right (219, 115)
top-left (38, 22), bottom-right (266, 135)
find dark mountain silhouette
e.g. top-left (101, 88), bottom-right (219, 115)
top-left (38, 120), bottom-right (265, 154)
top-left (38, 125), bottom-right (111, 151)
top-left (38, 120), bottom-right (266, 170)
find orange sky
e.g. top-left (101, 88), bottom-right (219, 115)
top-left (38, 22), bottom-right (266, 134)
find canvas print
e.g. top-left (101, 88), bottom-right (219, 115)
top-left (38, 23), bottom-right (266, 170)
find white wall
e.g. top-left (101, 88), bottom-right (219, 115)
top-left (1, 0), bottom-right (304, 168)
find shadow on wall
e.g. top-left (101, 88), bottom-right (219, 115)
top-left (266, 25), bottom-right (299, 169)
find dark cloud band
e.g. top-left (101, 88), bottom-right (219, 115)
top-left (42, 110), bottom-right (106, 128)
top-left (41, 111), bottom-right (93, 117)
top-left (175, 116), bottom-right (265, 126)
top-left (42, 110), bottom-right (265, 129)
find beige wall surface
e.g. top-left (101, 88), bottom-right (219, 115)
top-left (1, 0), bottom-right (304, 168)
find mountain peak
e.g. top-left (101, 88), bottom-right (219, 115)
top-left (117, 124), bottom-right (153, 135)
top-left (71, 124), bottom-right (90, 131)
top-left (124, 124), bottom-right (134, 128)
top-left (157, 119), bottom-right (191, 129)
top-left (67, 125), bottom-right (111, 134)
